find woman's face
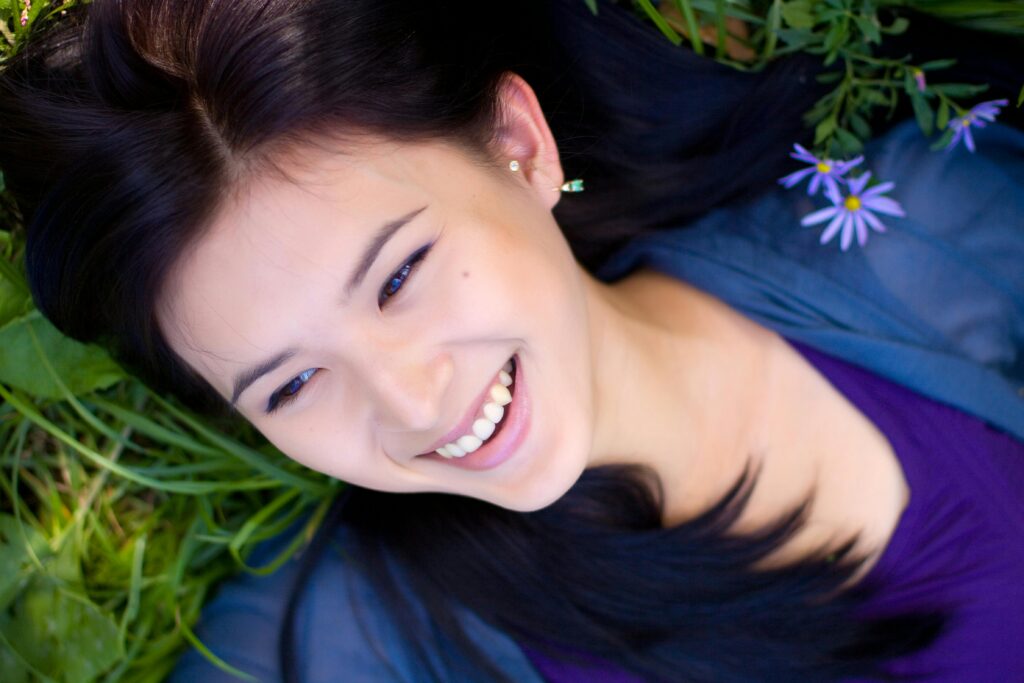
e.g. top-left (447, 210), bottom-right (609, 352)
top-left (159, 115), bottom-right (599, 511)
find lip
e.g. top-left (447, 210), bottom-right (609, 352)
top-left (419, 359), bottom-right (510, 454)
top-left (419, 353), bottom-right (530, 471)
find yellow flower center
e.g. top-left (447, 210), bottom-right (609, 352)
top-left (962, 116), bottom-right (973, 126)
top-left (844, 195), bottom-right (861, 211)
top-left (816, 162), bottom-right (831, 173)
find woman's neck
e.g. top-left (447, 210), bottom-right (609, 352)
top-left (582, 268), bottom-right (780, 526)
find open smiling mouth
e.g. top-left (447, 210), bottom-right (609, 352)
top-left (418, 354), bottom-right (528, 471)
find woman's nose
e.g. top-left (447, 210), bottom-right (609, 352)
top-left (364, 351), bottom-right (453, 433)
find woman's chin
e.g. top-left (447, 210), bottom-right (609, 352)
top-left (487, 451), bottom-right (589, 513)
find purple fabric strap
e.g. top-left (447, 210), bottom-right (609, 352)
top-left (519, 339), bottom-right (1024, 682)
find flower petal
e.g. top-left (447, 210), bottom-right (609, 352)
top-left (819, 210), bottom-right (846, 245)
top-left (971, 100), bottom-right (1008, 118)
top-left (863, 196), bottom-right (905, 217)
top-left (791, 144), bottom-right (819, 164)
top-left (854, 213), bottom-right (868, 247)
top-left (835, 156), bottom-right (864, 175)
top-left (825, 181), bottom-right (844, 207)
top-left (802, 206), bottom-right (840, 226)
top-left (964, 126), bottom-right (976, 153)
top-left (860, 208), bottom-right (888, 233)
top-left (847, 172), bottom-right (871, 196)
top-left (861, 181), bottom-right (895, 198)
top-left (808, 173), bottom-right (823, 196)
top-left (779, 167), bottom-right (816, 188)
top-left (823, 175), bottom-right (841, 199)
top-left (839, 214), bottom-right (854, 251)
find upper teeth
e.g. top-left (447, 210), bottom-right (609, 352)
top-left (436, 360), bottom-right (514, 458)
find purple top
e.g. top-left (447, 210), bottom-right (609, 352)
top-left (520, 339), bottom-right (1024, 682)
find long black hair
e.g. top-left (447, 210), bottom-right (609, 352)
top-left (0, 0), bottom-right (954, 680)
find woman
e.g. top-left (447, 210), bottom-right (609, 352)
top-left (1, 0), bottom-right (1021, 681)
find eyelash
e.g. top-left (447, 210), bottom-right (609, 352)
top-left (267, 367), bottom-right (317, 414)
top-left (378, 242), bottom-right (432, 308)
top-left (265, 243), bottom-right (434, 414)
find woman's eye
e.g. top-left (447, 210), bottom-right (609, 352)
top-left (266, 368), bottom-right (318, 414)
top-left (378, 243), bottom-right (432, 308)
top-left (262, 244), bottom-right (433, 414)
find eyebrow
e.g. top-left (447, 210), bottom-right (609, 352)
top-left (343, 204), bottom-right (429, 299)
top-left (229, 204), bottom-right (428, 407)
top-left (230, 349), bottom-right (297, 406)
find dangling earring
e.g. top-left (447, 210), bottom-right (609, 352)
top-left (508, 159), bottom-right (583, 193)
top-left (555, 179), bottom-right (585, 193)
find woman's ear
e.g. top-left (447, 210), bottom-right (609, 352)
top-left (492, 72), bottom-right (565, 210)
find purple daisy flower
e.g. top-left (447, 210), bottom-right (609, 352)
top-left (800, 172), bottom-right (905, 251)
top-left (946, 99), bottom-right (1009, 153)
top-left (779, 144), bottom-right (864, 197)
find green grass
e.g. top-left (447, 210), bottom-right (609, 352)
top-left (0, 369), bottom-right (337, 682)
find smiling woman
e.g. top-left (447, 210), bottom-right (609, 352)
top-left (1, 0), bottom-right (1022, 681)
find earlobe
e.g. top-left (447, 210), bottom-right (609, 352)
top-left (493, 72), bottom-right (565, 208)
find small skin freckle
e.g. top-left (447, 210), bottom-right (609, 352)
top-left (462, 270), bottom-right (470, 278)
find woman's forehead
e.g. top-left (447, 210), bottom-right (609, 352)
top-left (157, 141), bottom-right (455, 386)
top-left (186, 139), bottom-right (449, 270)
top-left (209, 136), bottom-right (479, 245)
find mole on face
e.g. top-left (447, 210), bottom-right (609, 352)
top-left (462, 270), bottom-right (470, 278)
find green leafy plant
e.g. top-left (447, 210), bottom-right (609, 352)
top-left (610, 0), bottom-right (1024, 157)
